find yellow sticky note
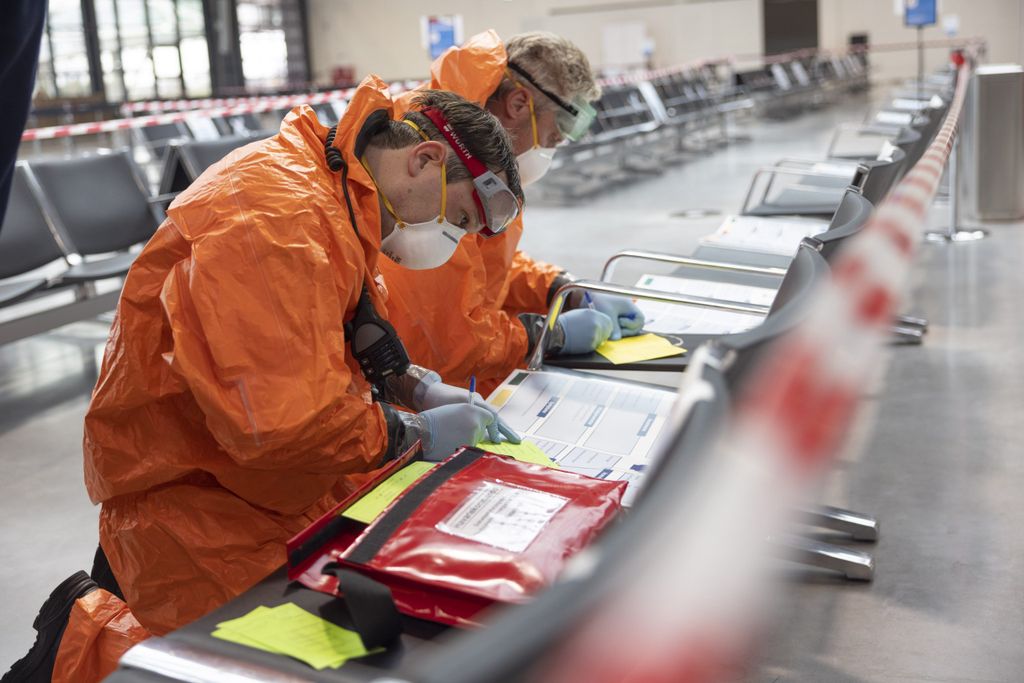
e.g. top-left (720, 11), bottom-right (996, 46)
top-left (212, 626), bottom-right (285, 654)
top-left (214, 603), bottom-right (376, 670)
top-left (478, 439), bottom-right (559, 468)
top-left (342, 460), bottom-right (435, 524)
top-left (596, 333), bottom-right (686, 365)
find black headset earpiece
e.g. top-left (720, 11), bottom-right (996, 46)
top-left (324, 125), bottom-right (344, 172)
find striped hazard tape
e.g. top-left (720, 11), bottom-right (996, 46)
top-left (539, 54), bottom-right (973, 683)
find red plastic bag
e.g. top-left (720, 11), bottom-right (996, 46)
top-left (288, 447), bottom-right (625, 627)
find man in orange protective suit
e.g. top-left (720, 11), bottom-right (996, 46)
top-left (10, 78), bottom-right (524, 683)
top-left (382, 31), bottom-right (646, 395)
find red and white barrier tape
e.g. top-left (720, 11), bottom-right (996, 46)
top-left (117, 79), bottom-right (423, 115)
top-left (22, 80), bottom-right (417, 142)
top-left (539, 55), bottom-right (972, 683)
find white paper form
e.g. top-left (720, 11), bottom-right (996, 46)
top-left (633, 301), bottom-right (764, 336)
top-left (488, 370), bottom-right (676, 507)
top-left (631, 272), bottom-right (766, 336)
top-left (809, 161), bottom-right (859, 177)
top-left (636, 273), bottom-right (778, 308)
top-left (699, 215), bottom-right (828, 255)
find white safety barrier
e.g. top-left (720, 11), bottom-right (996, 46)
top-left (536, 54), bottom-right (972, 683)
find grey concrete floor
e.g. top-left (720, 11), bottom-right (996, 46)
top-left (4, 91), bottom-right (1024, 680)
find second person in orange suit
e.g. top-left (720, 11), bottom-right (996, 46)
top-left (382, 30), bottom-right (646, 395)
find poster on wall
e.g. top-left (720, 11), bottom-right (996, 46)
top-left (904, 0), bottom-right (938, 27)
top-left (421, 15), bottom-right (464, 60)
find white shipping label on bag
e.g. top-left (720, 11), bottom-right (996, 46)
top-left (436, 482), bottom-right (569, 553)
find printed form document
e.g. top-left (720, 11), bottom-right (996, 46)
top-left (488, 370), bottom-right (676, 507)
top-left (698, 214), bottom-right (828, 255)
top-left (632, 273), bottom-right (770, 336)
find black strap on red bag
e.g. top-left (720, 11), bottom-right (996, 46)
top-left (319, 564), bottom-right (403, 650)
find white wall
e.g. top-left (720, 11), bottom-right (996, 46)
top-left (540, 0), bottom-right (762, 73)
top-left (307, 0), bottom-right (1022, 86)
top-left (306, 0), bottom-right (761, 85)
top-left (819, 0), bottom-right (1024, 82)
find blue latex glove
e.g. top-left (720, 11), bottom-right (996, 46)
top-left (417, 404), bottom-right (501, 462)
top-left (419, 381), bottom-right (522, 444)
top-left (556, 309), bottom-right (614, 355)
top-left (587, 292), bottom-right (645, 340)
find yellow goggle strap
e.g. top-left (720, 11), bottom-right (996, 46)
top-left (506, 70), bottom-right (541, 148)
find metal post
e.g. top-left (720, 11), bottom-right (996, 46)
top-left (917, 26), bottom-right (924, 99)
top-left (925, 131), bottom-right (988, 243)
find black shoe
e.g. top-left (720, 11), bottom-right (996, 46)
top-left (2, 571), bottom-right (98, 683)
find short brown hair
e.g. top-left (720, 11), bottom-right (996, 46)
top-left (370, 90), bottom-right (523, 203)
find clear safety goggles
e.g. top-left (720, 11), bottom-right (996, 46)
top-left (507, 62), bottom-right (598, 142)
top-left (420, 107), bottom-right (520, 237)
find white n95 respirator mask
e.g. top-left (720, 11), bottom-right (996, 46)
top-left (517, 146), bottom-right (557, 186)
top-left (380, 219), bottom-right (463, 270)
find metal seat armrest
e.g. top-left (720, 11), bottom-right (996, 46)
top-left (527, 279), bottom-right (768, 371)
top-left (601, 249), bottom-right (786, 282)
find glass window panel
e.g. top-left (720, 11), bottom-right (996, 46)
top-left (181, 36), bottom-right (211, 97)
top-left (157, 78), bottom-right (182, 98)
top-left (240, 29), bottom-right (288, 90)
top-left (122, 45), bottom-right (156, 100)
top-left (153, 45), bottom-right (181, 78)
top-left (46, 0), bottom-right (92, 98)
top-left (177, 0), bottom-right (205, 35)
top-left (102, 52), bottom-right (126, 102)
top-left (117, 0), bottom-right (148, 48)
top-left (95, 0), bottom-right (119, 44)
top-left (47, 0), bottom-right (83, 30)
top-left (236, 3), bottom-right (262, 30)
top-left (148, 0), bottom-right (178, 43)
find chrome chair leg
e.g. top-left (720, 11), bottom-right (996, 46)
top-left (890, 324), bottom-right (924, 345)
top-left (895, 313), bottom-right (929, 331)
top-left (799, 505), bottom-right (879, 542)
top-left (776, 535), bottom-right (875, 582)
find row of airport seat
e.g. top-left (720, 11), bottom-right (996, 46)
top-left (120, 52), bottom-right (866, 199)
top-left (541, 52), bottom-right (870, 199)
top-left (0, 152), bottom-right (164, 345)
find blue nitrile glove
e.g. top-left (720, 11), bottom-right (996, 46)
top-left (415, 404), bottom-right (501, 462)
top-left (418, 380), bottom-right (521, 444)
top-left (586, 292), bottom-right (645, 340)
top-left (555, 309), bottom-right (614, 355)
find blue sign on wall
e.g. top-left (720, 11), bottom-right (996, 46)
top-left (904, 0), bottom-right (937, 27)
top-left (427, 16), bottom-right (458, 60)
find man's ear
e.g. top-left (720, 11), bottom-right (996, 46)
top-left (407, 140), bottom-right (447, 177)
top-left (500, 87), bottom-right (532, 125)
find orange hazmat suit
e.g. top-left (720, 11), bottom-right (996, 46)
top-left (51, 589), bottom-right (148, 683)
top-left (383, 30), bottom-right (563, 395)
top-left (83, 77), bottom-right (402, 636)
